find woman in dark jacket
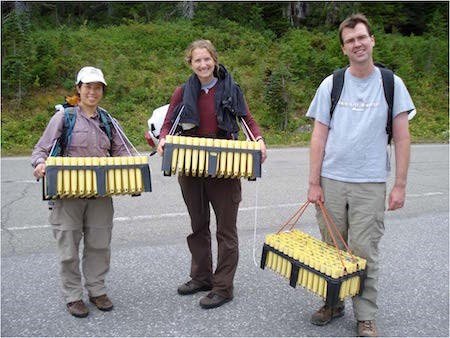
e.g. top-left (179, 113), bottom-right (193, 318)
top-left (157, 39), bottom-right (267, 309)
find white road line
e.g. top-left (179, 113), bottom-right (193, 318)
top-left (2, 180), bottom-right (38, 184)
top-left (1, 192), bottom-right (444, 231)
top-left (407, 192), bottom-right (444, 197)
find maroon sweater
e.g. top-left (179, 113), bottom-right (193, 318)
top-left (159, 85), bottom-right (262, 140)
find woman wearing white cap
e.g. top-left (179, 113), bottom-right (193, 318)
top-left (31, 66), bottom-right (130, 318)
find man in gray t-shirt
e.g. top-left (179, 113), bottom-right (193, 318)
top-left (306, 14), bottom-right (415, 337)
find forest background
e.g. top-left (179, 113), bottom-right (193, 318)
top-left (1, 1), bottom-right (449, 155)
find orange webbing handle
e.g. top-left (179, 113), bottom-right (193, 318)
top-left (276, 200), bottom-right (358, 269)
top-left (276, 201), bottom-right (310, 234)
top-left (317, 201), bottom-right (358, 266)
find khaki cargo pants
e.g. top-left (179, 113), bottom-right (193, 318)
top-left (316, 177), bottom-right (386, 321)
top-left (49, 197), bottom-right (114, 303)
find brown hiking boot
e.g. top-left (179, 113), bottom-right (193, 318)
top-left (66, 300), bottom-right (89, 318)
top-left (199, 292), bottom-right (232, 309)
top-left (357, 320), bottom-right (378, 337)
top-left (89, 294), bottom-right (113, 311)
top-left (177, 280), bottom-right (212, 295)
top-left (310, 304), bottom-right (345, 326)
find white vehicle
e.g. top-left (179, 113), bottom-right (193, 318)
top-left (145, 104), bottom-right (169, 148)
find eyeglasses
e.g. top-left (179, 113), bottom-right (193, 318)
top-left (343, 34), bottom-right (371, 46)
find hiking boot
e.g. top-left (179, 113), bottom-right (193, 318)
top-left (177, 280), bottom-right (212, 295)
top-left (89, 294), bottom-right (113, 311)
top-left (310, 304), bottom-right (345, 326)
top-left (66, 300), bottom-right (89, 318)
top-left (199, 292), bottom-right (232, 309)
top-left (357, 320), bottom-right (378, 337)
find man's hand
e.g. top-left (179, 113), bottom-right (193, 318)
top-left (388, 185), bottom-right (406, 211)
top-left (307, 183), bottom-right (324, 204)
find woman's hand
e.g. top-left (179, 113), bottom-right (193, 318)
top-left (33, 163), bottom-right (46, 180)
top-left (157, 138), bottom-right (166, 156)
top-left (258, 139), bottom-right (267, 163)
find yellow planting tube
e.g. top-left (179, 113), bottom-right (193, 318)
top-left (120, 156), bottom-right (129, 194)
top-left (184, 136), bottom-right (193, 176)
top-left (177, 136), bottom-right (186, 175)
top-left (312, 257), bottom-right (320, 294)
top-left (69, 157), bottom-right (78, 197)
top-left (301, 256), bottom-right (310, 289)
top-left (265, 235), bottom-right (274, 269)
top-left (272, 239), bottom-right (281, 273)
top-left (198, 138), bottom-right (206, 177)
top-left (55, 156), bottom-right (63, 198)
top-left (113, 156), bottom-right (122, 194)
top-left (84, 157), bottom-right (93, 197)
top-left (60, 157), bottom-right (70, 197)
top-left (345, 263), bottom-right (355, 298)
top-left (77, 157), bottom-right (85, 197)
top-left (211, 139), bottom-right (221, 177)
top-left (205, 138), bottom-right (214, 177)
top-left (334, 267), bottom-right (346, 301)
top-left (233, 140), bottom-right (241, 178)
top-left (127, 156), bottom-right (136, 193)
top-left (191, 137), bottom-right (199, 177)
top-left (285, 248), bottom-right (292, 279)
top-left (293, 249), bottom-right (303, 286)
top-left (170, 135), bottom-right (179, 175)
top-left (105, 157), bottom-right (114, 195)
top-left (92, 157), bottom-right (99, 196)
top-left (318, 262), bottom-right (327, 298)
top-left (239, 141), bottom-right (248, 178)
top-left (323, 265), bottom-right (332, 299)
top-left (246, 141), bottom-right (254, 179)
top-left (226, 140), bottom-right (234, 178)
top-left (218, 139), bottom-right (227, 178)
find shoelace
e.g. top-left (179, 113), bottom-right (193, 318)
top-left (361, 320), bottom-right (375, 331)
top-left (319, 305), bottom-right (330, 312)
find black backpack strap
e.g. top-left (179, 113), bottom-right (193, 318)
top-left (378, 67), bottom-right (395, 144)
top-left (60, 107), bottom-right (76, 156)
top-left (330, 66), bottom-right (348, 118)
top-left (97, 107), bottom-right (113, 142)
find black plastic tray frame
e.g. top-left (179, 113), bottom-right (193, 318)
top-left (260, 243), bottom-right (367, 307)
top-left (43, 163), bottom-right (152, 200)
top-left (161, 142), bottom-right (261, 180)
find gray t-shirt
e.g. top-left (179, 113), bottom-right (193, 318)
top-left (306, 67), bottom-right (415, 183)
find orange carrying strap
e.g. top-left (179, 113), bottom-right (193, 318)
top-left (276, 200), bottom-right (358, 269)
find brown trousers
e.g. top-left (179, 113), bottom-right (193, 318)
top-left (178, 176), bottom-right (242, 298)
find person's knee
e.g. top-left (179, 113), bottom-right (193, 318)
top-left (84, 228), bottom-right (112, 250)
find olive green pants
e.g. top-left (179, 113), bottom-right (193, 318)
top-left (316, 177), bottom-right (386, 321)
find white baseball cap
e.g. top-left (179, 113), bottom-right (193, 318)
top-left (76, 66), bottom-right (107, 85)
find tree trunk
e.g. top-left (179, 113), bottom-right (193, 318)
top-left (179, 1), bottom-right (195, 20)
top-left (286, 1), bottom-right (309, 27)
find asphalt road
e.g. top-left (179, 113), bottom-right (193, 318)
top-left (1, 144), bottom-right (449, 337)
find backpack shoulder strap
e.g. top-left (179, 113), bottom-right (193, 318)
top-left (330, 66), bottom-right (348, 118)
top-left (97, 107), bottom-right (113, 142)
top-left (60, 107), bottom-right (76, 156)
top-left (377, 66), bottom-right (395, 144)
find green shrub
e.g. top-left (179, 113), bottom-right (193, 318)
top-left (1, 19), bottom-right (448, 155)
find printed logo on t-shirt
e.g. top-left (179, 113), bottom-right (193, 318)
top-left (337, 99), bottom-right (380, 112)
